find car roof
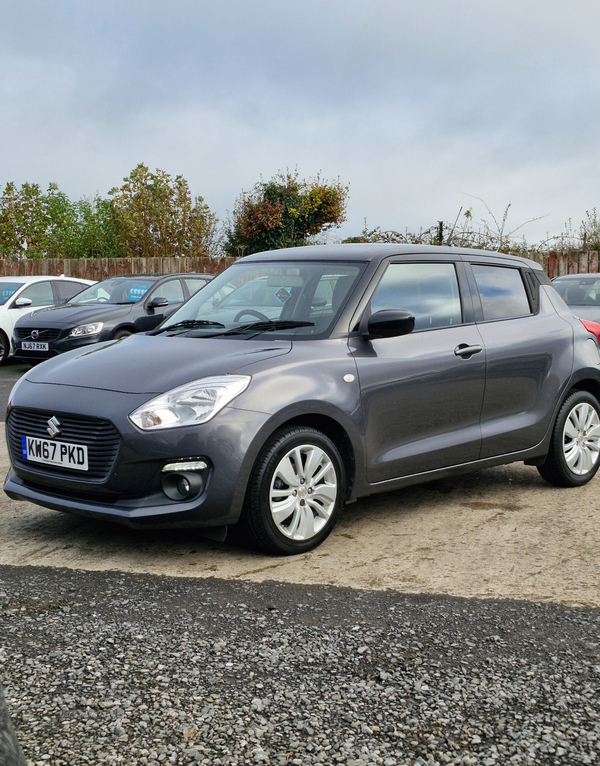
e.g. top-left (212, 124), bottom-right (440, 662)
top-left (93, 273), bottom-right (213, 282)
top-left (242, 243), bottom-right (543, 269)
top-left (552, 273), bottom-right (600, 280)
top-left (0, 275), bottom-right (90, 283)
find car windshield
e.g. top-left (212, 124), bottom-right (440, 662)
top-left (158, 261), bottom-right (363, 338)
top-left (553, 278), bottom-right (600, 307)
top-left (68, 278), bottom-right (157, 305)
top-left (0, 282), bottom-right (24, 306)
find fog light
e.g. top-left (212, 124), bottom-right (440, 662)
top-left (178, 476), bottom-right (191, 495)
top-left (162, 471), bottom-right (204, 501)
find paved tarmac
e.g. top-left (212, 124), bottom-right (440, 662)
top-left (0, 360), bottom-right (29, 421)
top-left (2, 365), bottom-right (600, 765)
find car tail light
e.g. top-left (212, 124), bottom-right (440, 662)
top-left (580, 318), bottom-right (600, 342)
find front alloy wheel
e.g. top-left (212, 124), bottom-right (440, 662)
top-left (269, 443), bottom-right (338, 541)
top-left (538, 390), bottom-right (600, 487)
top-left (0, 332), bottom-right (8, 365)
top-left (242, 426), bottom-right (345, 554)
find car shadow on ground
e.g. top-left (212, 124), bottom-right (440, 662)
top-left (12, 463), bottom-right (554, 565)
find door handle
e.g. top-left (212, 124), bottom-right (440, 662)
top-left (454, 343), bottom-right (483, 359)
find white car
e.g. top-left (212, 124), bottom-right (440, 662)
top-left (0, 275), bottom-right (95, 364)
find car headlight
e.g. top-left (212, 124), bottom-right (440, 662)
top-left (128, 375), bottom-right (251, 431)
top-left (69, 322), bottom-right (104, 337)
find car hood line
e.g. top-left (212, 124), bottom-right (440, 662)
top-left (24, 335), bottom-right (293, 394)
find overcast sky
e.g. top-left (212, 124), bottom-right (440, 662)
top-left (2, 0), bottom-right (599, 244)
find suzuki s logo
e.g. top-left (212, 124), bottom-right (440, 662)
top-left (46, 416), bottom-right (61, 438)
top-left (31, 330), bottom-right (39, 339)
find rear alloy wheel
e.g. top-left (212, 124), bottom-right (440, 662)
top-left (537, 391), bottom-right (600, 487)
top-left (242, 426), bottom-right (345, 554)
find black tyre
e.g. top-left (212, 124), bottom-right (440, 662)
top-left (0, 331), bottom-right (9, 365)
top-left (537, 390), bottom-right (600, 487)
top-left (241, 426), bottom-right (346, 555)
top-left (112, 329), bottom-right (132, 340)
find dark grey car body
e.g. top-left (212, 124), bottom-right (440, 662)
top-left (5, 245), bottom-right (600, 541)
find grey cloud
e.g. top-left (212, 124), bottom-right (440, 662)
top-left (2, 0), bottom-right (600, 243)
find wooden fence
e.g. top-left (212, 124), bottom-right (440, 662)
top-left (0, 251), bottom-right (598, 281)
top-left (528, 250), bottom-right (600, 279)
top-left (0, 256), bottom-right (236, 280)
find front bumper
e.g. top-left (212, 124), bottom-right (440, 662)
top-left (13, 333), bottom-right (107, 363)
top-left (4, 380), bottom-right (275, 529)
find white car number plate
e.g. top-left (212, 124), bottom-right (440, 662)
top-left (21, 436), bottom-right (88, 471)
top-left (21, 341), bottom-right (49, 351)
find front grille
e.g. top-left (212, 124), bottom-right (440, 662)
top-left (15, 327), bottom-right (62, 341)
top-left (7, 408), bottom-right (121, 481)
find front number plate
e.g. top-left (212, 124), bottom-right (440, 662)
top-left (21, 342), bottom-right (49, 351)
top-left (21, 436), bottom-right (88, 471)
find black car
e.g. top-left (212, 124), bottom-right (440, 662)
top-left (12, 273), bottom-right (213, 363)
top-left (5, 245), bottom-right (600, 555)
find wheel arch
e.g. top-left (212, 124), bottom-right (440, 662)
top-left (111, 325), bottom-right (136, 338)
top-left (273, 413), bottom-right (357, 500)
top-left (565, 377), bottom-right (600, 403)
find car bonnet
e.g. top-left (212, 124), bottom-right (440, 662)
top-left (15, 303), bottom-right (134, 326)
top-left (23, 334), bottom-right (292, 394)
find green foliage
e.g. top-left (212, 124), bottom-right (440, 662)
top-left (225, 170), bottom-right (349, 257)
top-left (109, 164), bottom-right (218, 258)
top-left (0, 165), bottom-right (217, 259)
top-left (344, 202), bottom-right (538, 255)
top-left (549, 209), bottom-right (600, 253)
top-left (0, 182), bottom-right (120, 259)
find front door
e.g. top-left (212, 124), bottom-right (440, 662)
top-left (352, 261), bottom-right (486, 483)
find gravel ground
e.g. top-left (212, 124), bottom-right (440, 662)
top-left (1, 566), bottom-right (599, 766)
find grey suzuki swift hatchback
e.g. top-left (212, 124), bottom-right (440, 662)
top-left (5, 245), bottom-right (600, 554)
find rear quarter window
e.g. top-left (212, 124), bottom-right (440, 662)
top-left (471, 265), bottom-right (531, 321)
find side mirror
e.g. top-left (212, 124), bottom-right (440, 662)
top-left (12, 297), bottom-right (32, 308)
top-left (360, 309), bottom-right (415, 341)
top-left (148, 296), bottom-right (169, 310)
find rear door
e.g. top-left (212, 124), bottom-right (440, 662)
top-left (351, 257), bottom-right (486, 483)
top-left (466, 261), bottom-right (573, 457)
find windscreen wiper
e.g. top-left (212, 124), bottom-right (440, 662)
top-left (150, 319), bottom-right (226, 335)
top-left (207, 320), bottom-right (315, 337)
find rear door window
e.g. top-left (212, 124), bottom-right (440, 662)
top-left (54, 280), bottom-right (88, 304)
top-left (184, 277), bottom-right (210, 296)
top-left (471, 265), bottom-right (531, 321)
top-left (370, 262), bottom-right (462, 331)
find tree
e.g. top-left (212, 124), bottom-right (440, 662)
top-left (225, 170), bottom-right (349, 257)
top-left (0, 182), bottom-right (120, 259)
top-left (109, 164), bottom-right (218, 258)
top-left (0, 182), bottom-right (48, 258)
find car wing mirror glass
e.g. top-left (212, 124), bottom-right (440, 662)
top-left (360, 309), bottom-right (415, 341)
top-left (12, 297), bottom-right (32, 308)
